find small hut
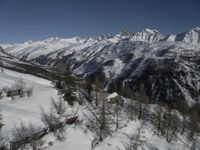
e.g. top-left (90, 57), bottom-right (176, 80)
top-left (107, 92), bottom-right (124, 107)
top-left (6, 89), bottom-right (23, 97)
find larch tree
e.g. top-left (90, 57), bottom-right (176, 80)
top-left (86, 90), bottom-right (114, 145)
top-left (84, 80), bottom-right (93, 103)
top-left (135, 82), bottom-right (149, 120)
top-left (94, 78), bottom-right (102, 107)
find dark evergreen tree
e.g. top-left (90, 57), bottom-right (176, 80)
top-left (84, 80), bottom-right (93, 103)
top-left (94, 78), bottom-right (102, 107)
top-left (0, 111), bottom-right (3, 131)
top-left (188, 109), bottom-right (200, 141)
top-left (176, 98), bottom-right (189, 134)
top-left (62, 66), bottom-right (77, 106)
top-left (133, 82), bottom-right (149, 120)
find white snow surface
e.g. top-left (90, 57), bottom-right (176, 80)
top-left (107, 92), bottom-right (118, 99)
top-left (0, 69), bottom-right (198, 150)
top-left (0, 69), bottom-right (58, 136)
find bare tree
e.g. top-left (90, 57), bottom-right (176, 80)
top-left (159, 106), bottom-right (179, 142)
top-left (150, 105), bottom-right (165, 136)
top-left (176, 98), bottom-right (189, 134)
top-left (41, 98), bottom-right (67, 140)
top-left (0, 67), bottom-right (3, 73)
top-left (0, 111), bottom-right (3, 131)
top-left (137, 83), bottom-right (149, 120)
top-left (0, 91), bottom-right (3, 100)
top-left (149, 104), bottom-right (179, 142)
top-left (27, 87), bottom-right (33, 97)
top-left (14, 78), bottom-right (26, 98)
top-left (10, 122), bottom-right (41, 150)
top-left (126, 82), bottom-right (149, 120)
top-left (0, 134), bottom-right (7, 150)
top-left (124, 127), bottom-right (145, 150)
top-left (98, 91), bottom-right (113, 141)
top-left (15, 78), bottom-right (26, 89)
top-left (94, 78), bottom-right (102, 107)
top-left (86, 90), bottom-right (114, 145)
top-left (126, 100), bottom-right (137, 121)
top-left (41, 106), bottom-right (60, 130)
top-left (51, 96), bottom-right (66, 116)
top-left (114, 102), bottom-right (123, 129)
top-left (0, 112), bottom-right (6, 149)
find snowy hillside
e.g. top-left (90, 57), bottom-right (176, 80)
top-left (0, 68), bottom-right (198, 150)
top-left (0, 69), bottom-right (57, 136)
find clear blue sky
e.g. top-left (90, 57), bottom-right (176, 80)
top-left (0, 0), bottom-right (199, 43)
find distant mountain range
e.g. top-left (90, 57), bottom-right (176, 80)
top-left (1, 27), bottom-right (200, 105)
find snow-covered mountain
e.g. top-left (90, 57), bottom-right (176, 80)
top-left (164, 27), bottom-right (200, 44)
top-left (1, 27), bottom-right (200, 105)
top-left (0, 47), bottom-right (54, 80)
top-left (2, 27), bottom-right (200, 60)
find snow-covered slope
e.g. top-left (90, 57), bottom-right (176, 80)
top-left (47, 120), bottom-right (191, 150)
top-left (0, 69), bottom-right (58, 136)
top-left (1, 27), bottom-right (200, 104)
top-left (0, 69), bottom-right (197, 150)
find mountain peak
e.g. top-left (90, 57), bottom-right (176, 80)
top-left (120, 29), bottom-right (134, 35)
top-left (115, 30), bottom-right (134, 39)
top-left (143, 28), bottom-right (160, 34)
top-left (191, 26), bottom-right (200, 31)
top-left (174, 26), bottom-right (200, 44)
top-left (44, 37), bottom-right (60, 42)
top-left (130, 28), bottom-right (163, 42)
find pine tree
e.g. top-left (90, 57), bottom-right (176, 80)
top-left (84, 80), bottom-right (93, 103)
top-left (127, 99), bottom-right (136, 121)
top-left (94, 78), bottom-right (102, 107)
top-left (176, 98), bottom-right (189, 134)
top-left (131, 82), bottom-right (149, 120)
top-left (0, 111), bottom-right (3, 131)
top-left (188, 109), bottom-right (200, 141)
top-left (98, 91), bottom-right (113, 141)
top-left (62, 66), bottom-right (77, 106)
top-left (138, 82), bottom-right (149, 119)
top-left (114, 102), bottom-right (123, 129)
